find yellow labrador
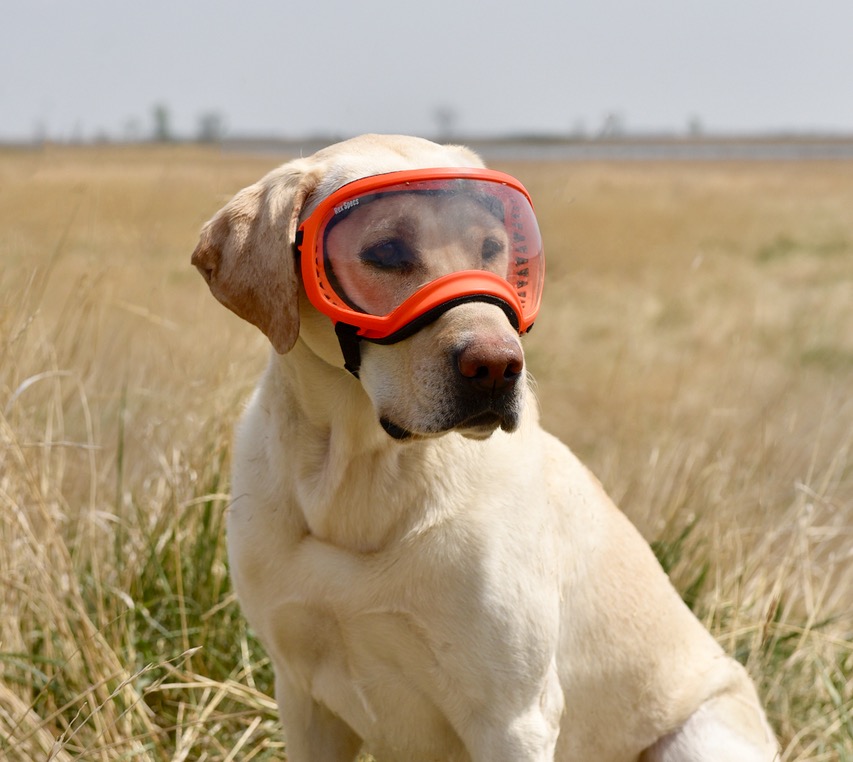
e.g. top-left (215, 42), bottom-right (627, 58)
top-left (192, 134), bottom-right (779, 761)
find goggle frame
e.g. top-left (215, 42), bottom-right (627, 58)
top-left (296, 167), bottom-right (544, 340)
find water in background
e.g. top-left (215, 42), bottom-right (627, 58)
top-left (226, 136), bottom-right (853, 162)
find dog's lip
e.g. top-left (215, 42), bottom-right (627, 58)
top-left (379, 411), bottom-right (504, 441)
top-left (379, 417), bottom-right (415, 440)
top-left (456, 410), bottom-right (503, 432)
top-left (379, 402), bottom-right (519, 441)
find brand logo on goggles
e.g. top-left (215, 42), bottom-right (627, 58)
top-left (333, 198), bottom-right (360, 215)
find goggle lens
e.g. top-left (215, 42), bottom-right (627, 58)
top-left (299, 171), bottom-right (544, 339)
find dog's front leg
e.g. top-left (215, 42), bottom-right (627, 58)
top-left (274, 668), bottom-right (363, 762)
top-left (463, 660), bottom-right (563, 762)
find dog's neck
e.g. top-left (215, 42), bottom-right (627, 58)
top-left (263, 338), bottom-right (489, 552)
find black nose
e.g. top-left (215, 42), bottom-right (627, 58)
top-left (456, 338), bottom-right (524, 393)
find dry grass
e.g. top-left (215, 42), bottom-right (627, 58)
top-left (1, 145), bottom-right (851, 760)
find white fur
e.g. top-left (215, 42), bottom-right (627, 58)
top-left (193, 134), bottom-right (780, 761)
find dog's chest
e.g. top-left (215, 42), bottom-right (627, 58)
top-left (243, 512), bottom-right (559, 760)
top-left (271, 597), bottom-right (473, 758)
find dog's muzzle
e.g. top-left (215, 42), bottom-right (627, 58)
top-left (377, 334), bottom-right (525, 441)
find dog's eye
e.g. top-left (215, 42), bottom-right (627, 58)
top-left (360, 239), bottom-right (416, 273)
top-left (481, 237), bottom-right (506, 264)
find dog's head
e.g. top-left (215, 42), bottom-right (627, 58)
top-left (192, 134), bottom-right (543, 441)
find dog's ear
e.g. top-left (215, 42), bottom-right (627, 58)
top-left (191, 161), bottom-right (320, 354)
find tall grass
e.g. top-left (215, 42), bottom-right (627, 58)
top-left (1, 146), bottom-right (851, 760)
top-left (1, 146), bottom-right (282, 760)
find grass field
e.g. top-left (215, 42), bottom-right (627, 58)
top-left (1, 144), bottom-right (851, 760)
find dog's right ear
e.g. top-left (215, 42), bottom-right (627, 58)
top-left (191, 161), bottom-right (321, 354)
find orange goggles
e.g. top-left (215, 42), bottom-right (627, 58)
top-left (296, 168), bottom-right (544, 343)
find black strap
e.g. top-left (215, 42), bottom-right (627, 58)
top-left (335, 322), bottom-right (363, 377)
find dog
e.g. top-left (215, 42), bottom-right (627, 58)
top-left (192, 134), bottom-right (779, 761)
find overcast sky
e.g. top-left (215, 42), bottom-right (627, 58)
top-left (3, 0), bottom-right (852, 142)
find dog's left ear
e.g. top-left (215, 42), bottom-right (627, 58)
top-left (191, 160), bottom-right (321, 354)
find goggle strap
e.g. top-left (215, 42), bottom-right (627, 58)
top-left (334, 321), bottom-right (364, 378)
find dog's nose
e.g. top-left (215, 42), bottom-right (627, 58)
top-left (456, 338), bottom-right (524, 393)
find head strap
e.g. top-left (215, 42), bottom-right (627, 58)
top-left (334, 322), bottom-right (364, 378)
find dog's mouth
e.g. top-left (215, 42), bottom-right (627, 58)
top-left (379, 417), bottom-right (416, 441)
top-left (453, 410), bottom-right (511, 440)
top-left (379, 408), bottom-right (517, 442)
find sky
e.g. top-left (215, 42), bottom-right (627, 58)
top-left (3, 0), bottom-right (853, 143)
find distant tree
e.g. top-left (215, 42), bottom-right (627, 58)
top-left (687, 116), bottom-right (704, 137)
top-left (197, 112), bottom-right (226, 143)
top-left (599, 112), bottom-right (626, 138)
top-left (152, 103), bottom-right (172, 142)
top-left (433, 106), bottom-right (458, 139)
